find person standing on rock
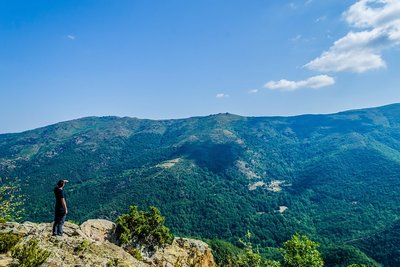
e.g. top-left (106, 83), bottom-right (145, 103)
top-left (53, 179), bottom-right (68, 236)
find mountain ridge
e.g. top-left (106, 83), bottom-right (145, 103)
top-left (4, 102), bottom-right (400, 135)
top-left (1, 103), bottom-right (400, 266)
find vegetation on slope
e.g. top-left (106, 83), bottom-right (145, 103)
top-left (1, 104), bottom-right (400, 266)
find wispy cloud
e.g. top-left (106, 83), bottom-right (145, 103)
top-left (290, 34), bottom-right (303, 42)
top-left (315, 15), bottom-right (327, 23)
top-left (248, 89), bottom-right (259, 94)
top-left (216, 93), bottom-right (230, 98)
top-left (264, 75), bottom-right (335, 91)
top-left (305, 0), bottom-right (400, 73)
top-left (67, 35), bottom-right (76, 40)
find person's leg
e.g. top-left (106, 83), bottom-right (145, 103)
top-left (57, 214), bottom-right (66, 236)
top-left (52, 221), bottom-right (58, 236)
top-left (53, 214), bottom-right (60, 236)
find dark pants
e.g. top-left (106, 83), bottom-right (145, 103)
top-left (53, 213), bottom-right (66, 236)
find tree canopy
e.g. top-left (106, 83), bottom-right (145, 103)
top-left (0, 177), bottom-right (24, 222)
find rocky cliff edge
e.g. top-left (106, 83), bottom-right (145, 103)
top-left (0, 219), bottom-right (215, 267)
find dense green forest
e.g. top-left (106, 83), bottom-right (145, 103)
top-left (1, 103), bottom-right (400, 266)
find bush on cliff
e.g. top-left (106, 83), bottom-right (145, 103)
top-left (0, 233), bottom-right (21, 253)
top-left (10, 239), bottom-right (51, 267)
top-left (115, 205), bottom-right (174, 255)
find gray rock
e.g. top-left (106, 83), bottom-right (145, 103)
top-left (80, 219), bottom-right (116, 242)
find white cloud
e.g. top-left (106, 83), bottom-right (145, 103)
top-left (305, 0), bottom-right (400, 73)
top-left (345, 0), bottom-right (400, 28)
top-left (67, 35), bottom-right (76, 40)
top-left (216, 93), bottom-right (229, 98)
top-left (264, 75), bottom-right (335, 91)
top-left (248, 89), bottom-right (259, 94)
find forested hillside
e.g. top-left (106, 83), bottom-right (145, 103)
top-left (1, 103), bottom-right (400, 266)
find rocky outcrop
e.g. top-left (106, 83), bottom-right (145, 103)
top-left (152, 238), bottom-right (215, 267)
top-left (0, 220), bottom-right (215, 267)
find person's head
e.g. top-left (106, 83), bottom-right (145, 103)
top-left (57, 180), bottom-right (65, 189)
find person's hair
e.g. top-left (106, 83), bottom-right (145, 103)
top-left (57, 180), bottom-right (65, 188)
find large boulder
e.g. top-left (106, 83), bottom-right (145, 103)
top-left (80, 219), bottom-right (116, 242)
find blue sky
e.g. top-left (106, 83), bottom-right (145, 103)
top-left (1, 0), bottom-right (400, 133)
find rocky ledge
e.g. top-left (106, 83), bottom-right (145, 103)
top-left (0, 219), bottom-right (215, 267)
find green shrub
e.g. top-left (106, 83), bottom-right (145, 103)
top-left (218, 231), bottom-right (282, 267)
top-left (115, 205), bottom-right (174, 254)
top-left (10, 239), bottom-right (51, 267)
top-left (74, 240), bottom-right (90, 253)
top-left (107, 258), bottom-right (119, 267)
top-left (67, 219), bottom-right (79, 225)
top-left (280, 233), bottom-right (323, 267)
top-left (0, 232), bottom-right (21, 253)
top-left (236, 231), bottom-right (262, 267)
top-left (126, 247), bottom-right (143, 261)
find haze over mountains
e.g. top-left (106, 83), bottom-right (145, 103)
top-left (1, 103), bottom-right (400, 266)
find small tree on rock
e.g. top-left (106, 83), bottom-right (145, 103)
top-left (115, 205), bottom-right (173, 256)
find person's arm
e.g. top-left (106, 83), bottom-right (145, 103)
top-left (61, 198), bottom-right (68, 214)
